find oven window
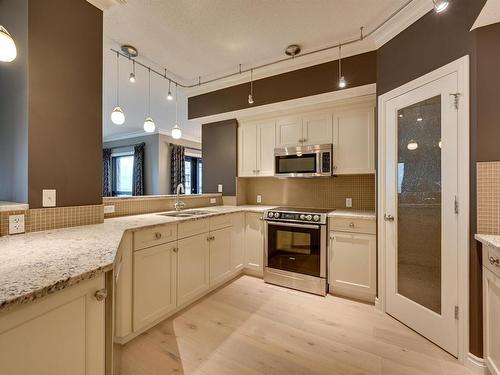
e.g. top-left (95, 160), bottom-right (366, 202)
top-left (267, 224), bottom-right (321, 277)
top-left (276, 154), bottom-right (316, 173)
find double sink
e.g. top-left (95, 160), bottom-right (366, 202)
top-left (158, 209), bottom-right (214, 218)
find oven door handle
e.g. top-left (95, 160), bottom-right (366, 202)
top-left (267, 221), bottom-right (321, 230)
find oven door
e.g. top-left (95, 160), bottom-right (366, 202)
top-left (265, 221), bottom-right (326, 278)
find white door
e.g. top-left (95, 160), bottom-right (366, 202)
top-left (275, 116), bottom-right (303, 147)
top-left (383, 72), bottom-right (459, 356)
top-left (257, 122), bottom-right (276, 176)
top-left (302, 111), bottom-right (333, 145)
top-left (238, 123), bottom-right (258, 176)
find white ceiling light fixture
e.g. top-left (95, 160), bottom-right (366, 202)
top-left (248, 68), bottom-right (254, 105)
top-left (167, 77), bottom-right (173, 101)
top-left (171, 83), bottom-right (182, 139)
top-left (407, 140), bottom-right (418, 151)
top-left (0, 25), bottom-right (17, 62)
top-left (338, 44), bottom-right (347, 89)
top-left (143, 67), bottom-right (155, 133)
top-left (129, 60), bottom-right (136, 83)
top-left (433, 0), bottom-right (450, 13)
top-left (111, 52), bottom-right (125, 125)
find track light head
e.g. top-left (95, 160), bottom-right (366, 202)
top-left (248, 94), bottom-right (254, 105)
top-left (433, 0), bottom-right (449, 13)
top-left (129, 72), bottom-right (136, 83)
top-left (167, 91), bottom-right (173, 101)
top-left (338, 76), bottom-right (347, 89)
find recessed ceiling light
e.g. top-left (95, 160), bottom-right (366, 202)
top-left (398, 114), bottom-right (403, 118)
top-left (433, 0), bottom-right (449, 13)
top-left (285, 44), bottom-right (301, 57)
top-left (417, 117), bottom-right (423, 122)
top-left (407, 141), bottom-right (418, 151)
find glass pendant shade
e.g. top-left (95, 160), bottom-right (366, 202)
top-left (144, 117), bottom-right (156, 133)
top-left (0, 26), bottom-right (17, 62)
top-left (433, 0), bottom-right (449, 13)
top-left (171, 124), bottom-right (182, 139)
top-left (129, 72), bottom-right (136, 83)
top-left (248, 94), bottom-right (254, 104)
top-left (111, 106), bottom-right (125, 125)
top-left (167, 91), bottom-right (173, 101)
top-left (338, 76), bottom-right (347, 89)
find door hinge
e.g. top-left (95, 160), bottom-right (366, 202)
top-left (450, 93), bottom-right (461, 110)
top-left (454, 196), bottom-right (459, 214)
top-left (454, 305), bottom-right (459, 320)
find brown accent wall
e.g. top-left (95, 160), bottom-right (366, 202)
top-left (376, 0), bottom-right (487, 357)
top-left (188, 51), bottom-right (377, 119)
top-left (27, 0), bottom-right (103, 208)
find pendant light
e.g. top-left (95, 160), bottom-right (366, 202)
top-left (407, 140), bottom-right (418, 151)
top-left (433, 0), bottom-right (449, 13)
top-left (167, 78), bottom-right (173, 101)
top-left (129, 60), bottom-right (136, 83)
top-left (248, 68), bottom-right (254, 104)
top-left (143, 68), bottom-right (155, 133)
top-left (338, 44), bottom-right (347, 89)
top-left (171, 83), bottom-right (182, 139)
top-left (0, 25), bottom-right (17, 62)
top-left (111, 52), bottom-right (125, 125)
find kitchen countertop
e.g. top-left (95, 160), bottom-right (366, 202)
top-left (475, 234), bottom-right (500, 252)
top-left (0, 201), bottom-right (29, 212)
top-left (328, 210), bottom-right (376, 220)
top-left (0, 205), bottom-right (274, 312)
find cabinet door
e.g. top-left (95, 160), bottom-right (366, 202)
top-left (303, 111), bottom-right (333, 145)
top-left (333, 106), bottom-right (375, 174)
top-left (275, 116), bottom-right (303, 147)
top-left (329, 231), bottom-right (376, 302)
top-left (177, 233), bottom-right (210, 306)
top-left (133, 242), bottom-right (177, 331)
top-left (257, 122), bottom-right (276, 176)
top-left (244, 212), bottom-right (264, 274)
top-left (0, 275), bottom-right (105, 375)
top-left (483, 267), bottom-right (500, 375)
top-left (210, 227), bottom-right (233, 286)
top-left (238, 123), bottom-right (258, 177)
top-left (231, 212), bottom-right (245, 272)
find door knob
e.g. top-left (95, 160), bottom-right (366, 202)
top-left (384, 214), bottom-right (395, 222)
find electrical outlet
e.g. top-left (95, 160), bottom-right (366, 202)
top-left (210, 198), bottom-right (217, 204)
top-left (104, 205), bottom-right (115, 214)
top-left (256, 195), bottom-right (262, 203)
top-left (346, 198), bottom-right (353, 208)
top-left (9, 214), bottom-right (25, 234)
top-left (217, 184), bottom-right (223, 193)
top-left (42, 189), bottom-right (56, 207)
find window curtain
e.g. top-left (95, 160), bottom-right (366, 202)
top-left (170, 144), bottom-right (185, 193)
top-left (132, 143), bottom-right (145, 196)
top-left (102, 148), bottom-right (113, 197)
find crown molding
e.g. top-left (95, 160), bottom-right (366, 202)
top-left (103, 129), bottom-right (201, 144)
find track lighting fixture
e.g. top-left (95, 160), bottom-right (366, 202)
top-left (248, 69), bottom-right (254, 104)
top-left (167, 79), bottom-right (173, 101)
top-left (0, 25), bottom-right (16, 62)
top-left (129, 60), bottom-right (136, 83)
top-left (143, 68), bottom-right (155, 133)
top-left (171, 84), bottom-right (182, 139)
top-left (111, 52), bottom-right (125, 125)
top-left (338, 45), bottom-right (347, 89)
top-left (433, 0), bottom-right (449, 13)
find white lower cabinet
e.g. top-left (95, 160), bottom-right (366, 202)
top-left (177, 233), bottom-right (210, 306)
top-left (133, 242), bottom-right (177, 332)
top-left (0, 275), bottom-right (106, 375)
top-left (231, 213), bottom-right (245, 272)
top-left (244, 212), bottom-right (265, 274)
top-left (210, 226), bottom-right (233, 286)
top-left (329, 218), bottom-right (376, 303)
top-left (483, 261), bottom-right (500, 375)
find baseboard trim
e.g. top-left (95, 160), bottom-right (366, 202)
top-left (466, 352), bottom-right (488, 375)
top-left (374, 297), bottom-right (384, 312)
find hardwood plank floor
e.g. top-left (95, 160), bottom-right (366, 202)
top-left (117, 275), bottom-right (474, 375)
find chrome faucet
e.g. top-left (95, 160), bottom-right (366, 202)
top-left (174, 183), bottom-right (186, 211)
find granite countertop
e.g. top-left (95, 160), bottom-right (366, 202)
top-left (0, 201), bottom-right (29, 212)
top-left (0, 205), bottom-right (275, 312)
top-left (329, 210), bottom-right (376, 220)
top-left (475, 234), bottom-right (500, 252)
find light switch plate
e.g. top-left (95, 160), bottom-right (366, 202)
top-left (9, 214), bottom-right (25, 234)
top-left (104, 205), bottom-right (115, 214)
top-left (210, 198), bottom-right (217, 204)
top-left (217, 184), bottom-right (223, 193)
top-left (256, 195), bottom-right (262, 203)
top-left (346, 198), bottom-right (353, 208)
top-left (43, 189), bottom-right (56, 207)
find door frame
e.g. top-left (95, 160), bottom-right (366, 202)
top-left (377, 56), bottom-right (469, 363)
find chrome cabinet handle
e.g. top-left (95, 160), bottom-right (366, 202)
top-left (489, 256), bottom-right (499, 267)
top-left (154, 232), bottom-right (162, 240)
top-left (94, 288), bottom-right (108, 302)
top-left (384, 214), bottom-right (395, 222)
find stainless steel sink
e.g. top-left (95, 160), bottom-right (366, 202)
top-left (159, 210), bottom-right (213, 218)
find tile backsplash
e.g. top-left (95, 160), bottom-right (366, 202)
top-left (477, 161), bottom-right (500, 234)
top-left (237, 175), bottom-right (375, 211)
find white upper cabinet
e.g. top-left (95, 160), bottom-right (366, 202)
top-left (238, 121), bottom-right (275, 177)
top-left (332, 105), bottom-right (375, 174)
top-left (302, 111), bottom-right (333, 146)
top-left (275, 116), bottom-right (303, 147)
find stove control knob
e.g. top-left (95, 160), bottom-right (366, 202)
top-left (305, 214), bottom-right (312, 221)
top-left (267, 212), bottom-right (273, 218)
top-left (300, 214), bottom-right (306, 220)
top-left (274, 212), bottom-right (280, 218)
top-left (313, 215), bottom-right (320, 222)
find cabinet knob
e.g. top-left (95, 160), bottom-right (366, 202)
top-left (94, 288), bottom-right (108, 302)
top-left (333, 166), bottom-right (337, 170)
top-left (173, 247), bottom-right (178, 253)
top-left (349, 222), bottom-right (355, 228)
top-left (384, 214), bottom-right (395, 222)
top-left (489, 256), bottom-right (499, 267)
top-left (154, 232), bottom-right (162, 240)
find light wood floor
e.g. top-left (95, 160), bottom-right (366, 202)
top-left (118, 275), bottom-right (474, 375)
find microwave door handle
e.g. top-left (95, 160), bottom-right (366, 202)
top-left (268, 222), bottom-right (320, 230)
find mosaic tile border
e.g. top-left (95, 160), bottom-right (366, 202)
top-left (477, 161), bottom-right (500, 235)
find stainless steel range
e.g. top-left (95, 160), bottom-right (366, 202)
top-left (264, 207), bottom-right (331, 296)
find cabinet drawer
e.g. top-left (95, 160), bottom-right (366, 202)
top-left (210, 214), bottom-right (234, 231)
top-left (329, 217), bottom-right (376, 234)
top-left (134, 224), bottom-right (177, 251)
top-left (178, 218), bottom-right (210, 239)
top-left (483, 245), bottom-right (500, 279)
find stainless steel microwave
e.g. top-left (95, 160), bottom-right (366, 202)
top-left (274, 144), bottom-right (332, 177)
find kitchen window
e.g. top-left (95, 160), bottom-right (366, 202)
top-left (112, 154), bottom-right (134, 196)
top-left (184, 156), bottom-right (202, 194)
